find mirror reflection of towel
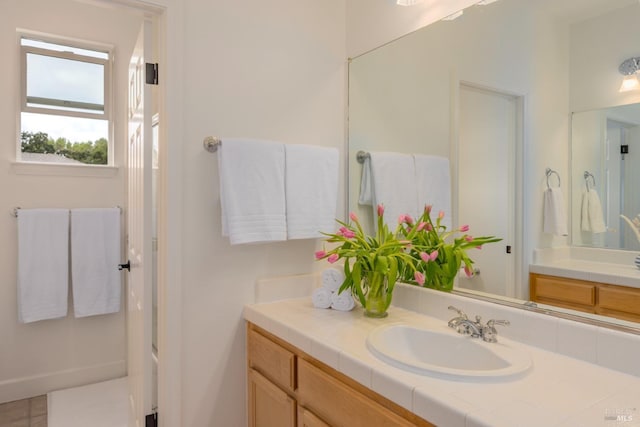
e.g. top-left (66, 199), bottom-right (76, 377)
top-left (543, 187), bottom-right (568, 236)
top-left (581, 189), bottom-right (606, 234)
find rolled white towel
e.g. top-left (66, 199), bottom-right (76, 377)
top-left (321, 267), bottom-right (345, 293)
top-left (330, 291), bottom-right (355, 312)
top-left (311, 287), bottom-right (333, 309)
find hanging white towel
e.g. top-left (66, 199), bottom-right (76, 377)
top-left (219, 138), bottom-right (287, 244)
top-left (70, 208), bottom-right (122, 318)
top-left (285, 144), bottom-right (339, 239)
top-left (358, 156), bottom-right (373, 206)
top-left (543, 187), bottom-right (568, 236)
top-left (413, 154), bottom-right (452, 229)
top-left (362, 152), bottom-right (418, 229)
top-left (581, 189), bottom-right (606, 234)
top-left (17, 209), bottom-right (69, 323)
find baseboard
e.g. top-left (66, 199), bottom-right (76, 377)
top-left (0, 360), bottom-right (126, 403)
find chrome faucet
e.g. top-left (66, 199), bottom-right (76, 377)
top-left (447, 306), bottom-right (510, 343)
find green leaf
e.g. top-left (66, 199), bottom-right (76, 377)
top-left (351, 262), bottom-right (366, 307)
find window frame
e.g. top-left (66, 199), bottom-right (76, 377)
top-left (18, 33), bottom-right (114, 166)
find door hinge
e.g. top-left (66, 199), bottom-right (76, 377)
top-left (145, 413), bottom-right (157, 427)
top-left (145, 62), bottom-right (159, 85)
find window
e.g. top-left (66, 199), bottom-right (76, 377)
top-left (20, 36), bottom-right (112, 165)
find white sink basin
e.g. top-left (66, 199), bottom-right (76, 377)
top-left (366, 324), bottom-right (532, 380)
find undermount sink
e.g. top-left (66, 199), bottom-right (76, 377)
top-left (366, 324), bottom-right (532, 380)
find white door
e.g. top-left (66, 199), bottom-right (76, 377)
top-left (127, 19), bottom-right (153, 427)
top-left (457, 84), bottom-right (517, 297)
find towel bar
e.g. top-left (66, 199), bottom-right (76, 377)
top-left (203, 136), bottom-right (222, 153)
top-left (12, 206), bottom-right (122, 218)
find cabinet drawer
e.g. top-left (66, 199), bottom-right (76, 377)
top-left (248, 329), bottom-right (296, 393)
top-left (297, 359), bottom-right (415, 427)
top-left (598, 285), bottom-right (640, 317)
top-left (532, 275), bottom-right (595, 306)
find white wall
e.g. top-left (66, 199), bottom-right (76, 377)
top-left (0, 0), bottom-right (142, 402)
top-left (177, 1), bottom-right (346, 425)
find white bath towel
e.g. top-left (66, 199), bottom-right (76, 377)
top-left (285, 144), bottom-right (339, 239)
top-left (330, 291), bottom-right (355, 312)
top-left (219, 138), bottom-right (287, 244)
top-left (311, 287), bottom-right (333, 309)
top-left (321, 267), bottom-right (345, 293)
top-left (362, 152), bottom-right (418, 229)
top-left (414, 154), bottom-right (452, 229)
top-left (543, 187), bottom-right (568, 236)
top-left (581, 189), bottom-right (606, 234)
top-left (71, 208), bottom-right (122, 318)
top-left (358, 156), bottom-right (373, 206)
top-left (17, 209), bottom-right (70, 323)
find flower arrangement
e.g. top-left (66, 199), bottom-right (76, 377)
top-left (399, 205), bottom-right (502, 291)
top-left (315, 204), bottom-right (501, 317)
top-left (315, 205), bottom-right (414, 317)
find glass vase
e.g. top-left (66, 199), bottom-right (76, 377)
top-left (362, 271), bottom-right (389, 318)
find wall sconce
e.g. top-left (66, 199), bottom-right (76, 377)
top-left (619, 57), bottom-right (640, 92)
top-left (396, 0), bottom-right (423, 5)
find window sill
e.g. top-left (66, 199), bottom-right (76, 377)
top-left (11, 161), bottom-right (120, 178)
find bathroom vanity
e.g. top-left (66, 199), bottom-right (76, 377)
top-left (244, 284), bottom-right (640, 427)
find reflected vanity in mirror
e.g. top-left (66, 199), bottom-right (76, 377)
top-left (348, 0), bottom-right (640, 327)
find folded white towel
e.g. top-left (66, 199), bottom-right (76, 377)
top-left (414, 154), bottom-right (452, 229)
top-left (71, 208), bottom-right (122, 318)
top-left (543, 187), bottom-right (568, 236)
top-left (285, 144), bottom-right (339, 239)
top-left (365, 152), bottom-right (418, 229)
top-left (311, 287), bottom-right (333, 309)
top-left (330, 291), bottom-right (355, 312)
top-left (321, 267), bottom-right (345, 293)
top-left (581, 189), bottom-right (606, 234)
top-left (219, 138), bottom-right (287, 244)
top-left (17, 209), bottom-right (69, 323)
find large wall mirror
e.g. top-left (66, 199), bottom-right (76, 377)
top-left (348, 0), bottom-right (640, 325)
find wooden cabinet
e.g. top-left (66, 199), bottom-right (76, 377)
top-left (246, 324), bottom-right (434, 427)
top-left (530, 273), bottom-right (640, 322)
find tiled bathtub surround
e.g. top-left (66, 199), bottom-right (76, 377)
top-left (0, 395), bottom-right (47, 427)
top-left (245, 279), bottom-right (640, 427)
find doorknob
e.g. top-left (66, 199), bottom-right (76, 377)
top-left (118, 261), bottom-right (131, 271)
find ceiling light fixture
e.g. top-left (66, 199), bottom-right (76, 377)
top-left (619, 57), bottom-right (640, 92)
top-left (476, 0), bottom-right (499, 5)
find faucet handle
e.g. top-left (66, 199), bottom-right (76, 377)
top-left (486, 319), bottom-right (510, 328)
top-left (448, 306), bottom-right (467, 319)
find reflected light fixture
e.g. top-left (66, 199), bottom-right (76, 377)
top-left (619, 57), bottom-right (640, 92)
top-left (477, 0), bottom-right (499, 4)
top-left (396, 0), bottom-right (423, 5)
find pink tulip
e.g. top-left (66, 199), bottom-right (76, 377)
top-left (464, 265), bottom-right (474, 277)
top-left (429, 250), bottom-right (439, 261)
top-left (424, 205), bottom-right (432, 214)
top-left (377, 204), bottom-right (385, 217)
top-left (476, 245), bottom-right (483, 250)
top-left (349, 212), bottom-right (358, 222)
top-left (315, 250), bottom-right (327, 260)
top-left (416, 222), bottom-right (427, 232)
top-left (398, 214), bottom-right (407, 224)
top-left (438, 211), bottom-right (445, 220)
top-left (327, 253), bottom-right (339, 263)
top-left (420, 252), bottom-right (430, 263)
top-left (342, 229), bottom-right (356, 239)
top-left (414, 271), bottom-right (425, 285)
top-left (459, 224), bottom-right (470, 232)
top-left (465, 235), bottom-right (473, 242)
top-left (425, 223), bottom-right (433, 231)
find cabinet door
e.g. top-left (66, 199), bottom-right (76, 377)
top-left (248, 369), bottom-right (296, 427)
top-left (297, 359), bottom-right (416, 427)
top-left (298, 406), bottom-right (330, 427)
top-left (598, 285), bottom-right (640, 322)
top-left (530, 273), bottom-right (595, 313)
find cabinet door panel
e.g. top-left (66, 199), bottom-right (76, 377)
top-left (298, 406), bottom-right (330, 427)
top-left (248, 369), bottom-right (296, 427)
top-left (297, 359), bottom-right (415, 427)
top-left (530, 274), bottom-right (595, 311)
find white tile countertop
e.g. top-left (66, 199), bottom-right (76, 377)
top-left (531, 247), bottom-right (640, 288)
top-left (244, 295), bottom-right (640, 427)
